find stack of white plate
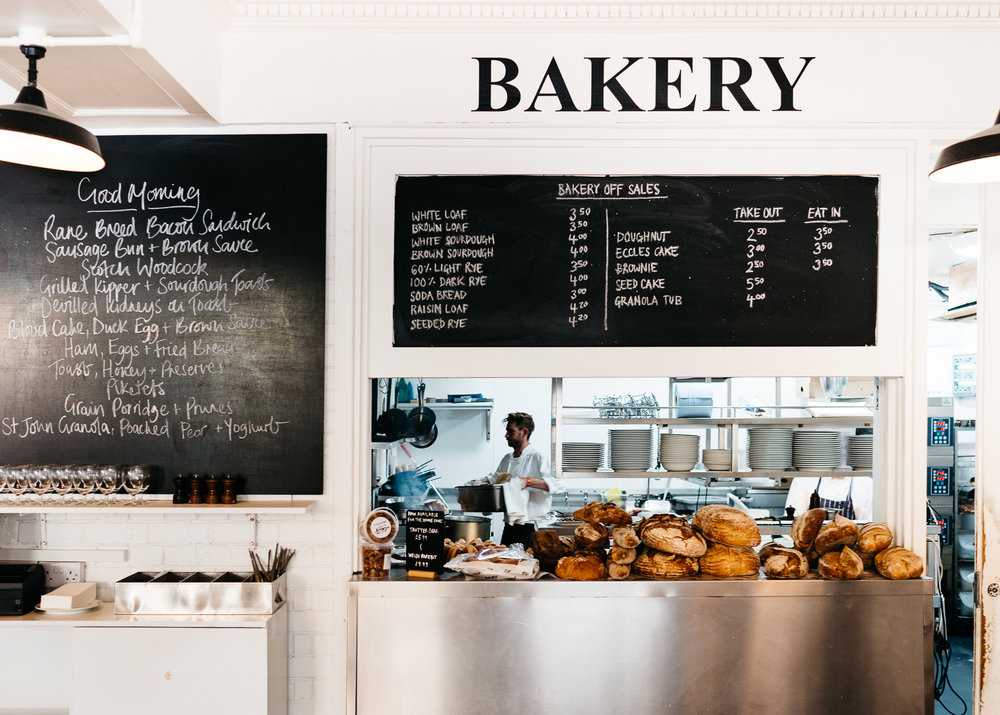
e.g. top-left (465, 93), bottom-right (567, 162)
top-left (562, 442), bottom-right (604, 472)
top-left (702, 448), bottom-right (733, 472)
top-left (659, 432), bottom-right (700, 471)
top-left (747, 427), bottom-right (793, 470)
top-left (847, 435), bottom-right (873, 469)
top-left (792, 431), bottom-right (842, 471)
top-left (608, 429), bottom-right (653, 471)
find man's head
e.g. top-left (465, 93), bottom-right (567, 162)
top-left (504, 412), bottom-right (534, 452)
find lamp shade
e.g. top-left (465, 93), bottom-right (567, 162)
top-left (930, 110), bottom-right (1000, 183)
top-left (0, 101), bottom-right (105, 172)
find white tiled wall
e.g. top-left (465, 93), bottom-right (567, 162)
top-left (1, 504), bottom-right (339, 715)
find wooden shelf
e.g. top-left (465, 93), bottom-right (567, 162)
top-left (0, 499), bottom-right (317, 515)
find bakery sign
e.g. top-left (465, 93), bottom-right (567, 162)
top-left (473, 56), bottom-right (815, 113)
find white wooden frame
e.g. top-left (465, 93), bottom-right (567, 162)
top-left (361, 130), bottom-right (910, 378)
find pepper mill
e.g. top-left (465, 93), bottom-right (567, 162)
top-left (205, 474), bottom-right (220, 504)
top-left (188, 474), bottom-right (204, 504)
top-left (172, 474), bottom-right (189, 504)
top-left (221, 474), bottom-right (237, 504)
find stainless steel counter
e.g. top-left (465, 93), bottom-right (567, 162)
top-left (350, 572), bottom-right (933, 713)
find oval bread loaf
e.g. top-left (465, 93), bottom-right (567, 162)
top-left (607, 561), bottom-right (631, 580)
top-left (699, 543), bottom-right (761, 577)
top-left (691, 505), bottom-right (761, 547)
top-left (632, 546), bottom-right (699, 578)
top-left (611, 525), bottom-right (640, 549)
top-left (813, 514), bottom-right (860, 555)
top-left (791, 508), bottom-right (827, 552)
top-left (764, 548), bottom-right (809, 579)
top-left (640, 518), bottom-right (707, 557)
top-left (574, 521), bottom-right (609, 551)
top-left (817, 546), bottom-right (864, 579)
top-left (573, 501), bottom-right (632, 525)
top-left (874, 546), bottom-right (924, 580)
top-left (610, 546), bottom-right (637, 564)
top-left (555, 553), bottom-right (607, 580)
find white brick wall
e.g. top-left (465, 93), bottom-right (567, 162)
top-left (1, 498), bottom-right (344, 715)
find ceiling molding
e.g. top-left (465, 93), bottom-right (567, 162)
top-left (223, 1), bottom-right (1000, 24)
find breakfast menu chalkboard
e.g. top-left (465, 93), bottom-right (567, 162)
top-left (0, 134), bottom-right (326, 494)
top-left (393, 175), bottom-right (879, 347)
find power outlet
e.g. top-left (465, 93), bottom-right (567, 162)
top-left (40, 561), bottom-right (84, 588)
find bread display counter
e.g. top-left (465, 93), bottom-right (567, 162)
top-left (350, 572), bottom-right (932, 714)
top-left (351, 504), bottom-right (932, 714)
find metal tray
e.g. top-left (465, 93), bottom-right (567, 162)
top-left (114, 570), bottom-right (285, 615)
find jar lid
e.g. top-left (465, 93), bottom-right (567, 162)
top-left (360, 507), bottom-right (399, 544)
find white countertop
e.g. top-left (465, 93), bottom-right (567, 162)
top-left (0, 602), bottom-right (279, 628)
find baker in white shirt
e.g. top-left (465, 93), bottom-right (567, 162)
top-left (491, 412), bottom-right (560, 547)
top-left (784, 476), bottom-right (873, 522)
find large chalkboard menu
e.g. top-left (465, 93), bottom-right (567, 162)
top-left (393, 175), bottom-right (878, 347)
top-left (0, 134), bottom-right (326, 494)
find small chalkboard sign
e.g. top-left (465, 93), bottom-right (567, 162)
top-left (405, 510), bottom-right (446, 575)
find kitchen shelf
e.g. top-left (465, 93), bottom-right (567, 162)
top-left (399, 400), bottom-right (494, 439)
top-left (559, 470), bottom-right (872, 480)
top-left (560, 415), bottom-right (873, 427)
top-left (0, 499), bottom-right (317, 515)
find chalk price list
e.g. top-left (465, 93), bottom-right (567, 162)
top-left (566, 207), bottom-right (592, 329)
top-left (2, 177), bottom-right (289, 444)
top-left (407, 209), bottom-right (495, 334)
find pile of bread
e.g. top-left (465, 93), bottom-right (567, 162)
top-left (763, 508), bottom-right (924, 580)
top-left (444, 537), bottom-right (504, 561)
top-left (529, 501), bottom-right (639, 580)
top-left (529, 501), bottom-right (924, 581)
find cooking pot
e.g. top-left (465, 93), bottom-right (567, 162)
top-left (457, 484), bottom-right (506, 512)
top-left (445, 514), bottom-right (492, 542)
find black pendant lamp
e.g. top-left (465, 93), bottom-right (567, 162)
top-left (0, 45), bottom-right (104, 172)
top-left (930, 108), bottom-right (1000, 183)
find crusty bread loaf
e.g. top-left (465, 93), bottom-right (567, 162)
top-left (791, 508), bottom-right (827, 552)
top-left (574, 501), bottom-right (632, 525)
top-left (857, 549), bottom-right (875, 570)
top-left (699, 543), bottom-right (761, 577)
top-left (813, 514), bottom-right (860, 555)
top-left (555, 553), bottom-right (607, 580)
top-left (574, 521), bottom-right (610, 551)
top-left (758, 541), bottom-right (786, 564)
top-left (611, 524), bottom-right (640, 548)
top-left (607, 561), bottom-right (631, 580)
top-left (857, 522), bottom-right (894, 554)
top-left (874, 546), bottom-right (924, 580)
top-left (764, 548), bottom-right (809, 579)
top-left (639, 518), bottom-right (707, 557)
top-left (529, 529), bottom-right (575, 571)
top-left (610, 546), bottom-right (637, 564)
top-left (691, 505), bottom-right (761, 547)
top-left (817, 546), bottom-right (864, 579)
top-left (632, 545), bottom-right (699, 578)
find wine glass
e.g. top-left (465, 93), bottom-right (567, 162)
top-left (6, 466), bottom-right (30, 506)
top-left (0, 467), bottom-right (9, 505)
top-left (73, 465), bottom-right (98, 505)
top-left (29, 465), bottom-right (54, 505)
top-left (123, 466), bottom-right (150, 506)
top-left (96, 466), bottom-right (120, 505)
top-left (52, 466), bottom-right (75, 504)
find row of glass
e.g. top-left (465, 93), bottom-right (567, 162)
top-left (0, 464), bottom-right (152, 505)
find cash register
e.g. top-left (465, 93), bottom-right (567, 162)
top-left (0, 563), bottom-right (45, 615)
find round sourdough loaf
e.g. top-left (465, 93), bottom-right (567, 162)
top-left (691, 505), bottom-right (761, 547)
top-left (874, 546), bottom-right (924, 580)
top-left (574, 521), bottom-right (609, 551)
top-left (758, 541), bottom-right (786, 564)
top-left (699, 543), bottom-right (761, 577)
top-left (857, 522), bottom-right (894, 554)
top-left (638, 516), bottom-right (707, 557)
top-left (632, 546), bottom-right (699, 578)
top-left (817, 546), bottom-right (864, 579)
top-left (763, 547), bottom-right (809, 579)
top-left (573, 501), bottom-right (632, 525)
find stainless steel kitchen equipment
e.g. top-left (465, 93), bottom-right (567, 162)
top-left (114, 571), bottom-right (285, 615)
top-left (456, 484), bottom-right (505, 512)
top-left (444, 514), bottom-right (492, 542)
